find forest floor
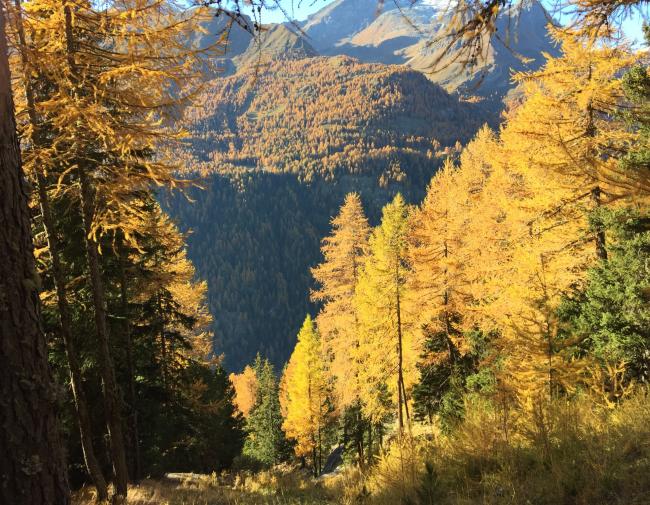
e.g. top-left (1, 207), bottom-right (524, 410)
top-left (72, 468), bottom-right (347, 505)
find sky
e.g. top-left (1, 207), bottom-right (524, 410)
top-left (237, 0), bottom-right (647, 45)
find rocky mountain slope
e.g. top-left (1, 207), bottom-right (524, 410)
top-left (191, 1), bottom-right (557, 103)
top-left (301, 0), bottom-right (558, 102)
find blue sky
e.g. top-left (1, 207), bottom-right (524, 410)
top-left (240, 0), bottom-right (647, 45)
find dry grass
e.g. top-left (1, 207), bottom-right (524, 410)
top-left (366, 390), bottom-right (650, 505)
top-left (73, 391), bottom-right (650, 505)
top-left (72, 466), bottom-right (336, 505)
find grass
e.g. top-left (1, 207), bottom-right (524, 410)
top-left (73, 390), bottom-right (650, 505)
top-left (72, 466), bottom-right (336, 505)
top-left (366, 390), bottom-right (650, 505)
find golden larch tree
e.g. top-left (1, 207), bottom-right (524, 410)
top-left (311, 192), bottom-right (370, 410)
top-left (355, 194), bottom-right (414, 430)
top-left (281, 315), bottom-right (331, 476)
top-left (230, 365), bottom-right (259, 418)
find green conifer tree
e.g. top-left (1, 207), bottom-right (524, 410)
top-left (243, 355), bottom-right (288, 466)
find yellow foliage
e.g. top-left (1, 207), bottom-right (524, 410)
top-left (9, 0), bottom-right (221, 243)
top-left (230, 365), bottom-right (258, 418)
top-left (355, 194), bottom-right (415, 426)
top-left (281, 315), bottom-right (332, 468)
top-left (404, 30), bottom-right (645, 404)
top-left (311, 192), bottom-right (370, 410)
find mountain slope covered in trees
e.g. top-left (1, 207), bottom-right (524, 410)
top-left (161, 3), bottom-right (560, 373)
top-left (167, 57), bottom-right (488, 371)
top-left (183, 56), bottom-right (487, 180)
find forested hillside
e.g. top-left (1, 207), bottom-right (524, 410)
top-left (183, 56), bottom-right (487, 180)
top-left (2, 0), bottom-right (649, 503)
top-left (168, 57), bottom-right (488, 370)
top-left (158, 1), bottom-right (560, 373)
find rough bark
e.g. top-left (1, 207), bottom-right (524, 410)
top-left (0, 2), bottom-right (69, 502)
top-left (11, 0), bottom-right (109, 496)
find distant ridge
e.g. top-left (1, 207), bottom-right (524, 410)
top-left (183, 55), bottom-right (487, 181)
top-left (192, 2), bottom-right (557, 105)
top-left (301, 1), bottom-right (558, 103)
top-left (234, 24), bottom-right (319, 69)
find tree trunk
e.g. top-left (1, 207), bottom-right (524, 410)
top-left (317, 425), bottom-right (322, 476)
top-left (79, 172), bottom-right (129, 501)
top-left (366, 422), bottom-right (372, 467)
top-left (11, 0), bottom-right (109, 496)
top-left (0, 3), bottom-right (69, 502)
top-left (37, 175), bottom-right (109, 502)
top-left (156, 289), bottom-right (168, 388)
top-left (396, 265), bottom-right (406, 430)
top-left (591, 186), bottom-right (607, 261)
top-left (356, 408), bottom-right (364, 469)
top-left (62, 0), bottom-right (128, 497)
top-left (118, 260), bottom-right (141, 482)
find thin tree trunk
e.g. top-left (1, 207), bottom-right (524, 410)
top-left (160, 325), bottom-right (167, 387)
top-left (400, 375), bottom-right (410, 424)
top-left (396, 264), bottom-right (406, 430)
top-left (585, 62), bottom-right (607, 262)
top-left (366, 422), bottom-right (372, 467)
top-left (12, 1), bottom-right (108, 497)
top-left (156, 287), bottom-right (168, 388)
top-left (62, 1), bottom-right (128, 498)
top-left (37, 175), bottom-right (109, 502)
top-left (118, 260), bottom-right (141, 482)
top-left (0, 3), bottom-right (69, 501)
top-left (317, 425), bottom-right (322, 476)
top-left (356, 408), bottom-right (364, 469)
top-left (79, 172), bottom-right (129, 502)
top-left (591, 186), bottom-right (607, 260)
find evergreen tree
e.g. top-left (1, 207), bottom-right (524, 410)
top-left (559, 210), bottom-right (650, 399)
top-left (412, 315), bottom-right (465, 427)
top-left (160, 361), bottom-right (244, 473)
top-left (243, 355), bottom-right (288, 466)
top-left (618, 25), bottom-right (650, 183)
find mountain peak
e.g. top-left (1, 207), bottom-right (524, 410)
top-left (234, 24), bottom-right (318, 69)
